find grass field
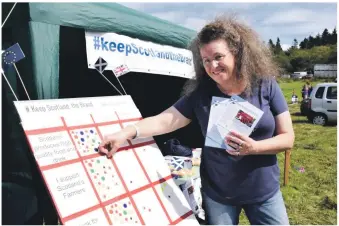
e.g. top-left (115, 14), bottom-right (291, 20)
top-left (238, 78), bottom-right (337, 225)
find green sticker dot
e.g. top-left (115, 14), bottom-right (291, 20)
top-left (90, 169), bottom-right (94, 173)
top-left (96, 159), bottom-right (100, 163)
top-left (123, 210), bottom-right (127, 215)
top-left (92, 139), bottom-right (96, 143)
top-left (101, 176), bottom-right (105, 181)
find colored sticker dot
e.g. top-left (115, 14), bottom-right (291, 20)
top-left (101, 176), bottom-right (105, 181)
top-left (74, 135), bottom-right (78, 139)
top-left (94, 148), bottom-right (98, 152)
top-left (80, 131), bottom-right (84, 135)
top-left (88, 163), bottom-right (92, 167)
top-left (87, 135), bottom-right (90, 138)
top-left (119, 213), bottom-right (122, 216)
top-left (130, 217), bottom-right (132, 220)
top-left (115, 204), bottom-right (118, 207)
top-left (168, 195), bottom-right (171, 198)
top-left (125, 218), bottom-right (128, 221)
top-left (104, 171), bottom-right (107, 174)
top-left (115, 210), bottom-right (118, 214)
top-left (123, 204), bottom-right (127, 208)
top-left (94, 176), bottom-right (97, 179)
top-left (98, 182), bottom-right (101, 185)
top-left (90, 130), bottom-right (94, 133)
top-left (109, 210), bottom-right (113, 214)
top-left (149, 208), bottom-right (151, 212)
top-left (97, 159), bottom-right (100, 163)
top-left (90, 169), bottom-right (94, 173)
top-left (130, 181), bottom-right (133, 183)
top-left (78, 141), bottom-right (80, 144)
top-left (123, 210), bottom-right (127, 215)
top-left (92, 139), bottom-right (96, 143)
top-left (81, 138), bottom-right (85, 142)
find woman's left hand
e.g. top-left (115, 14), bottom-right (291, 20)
top-left (224, 131), bottom-right (258, 156)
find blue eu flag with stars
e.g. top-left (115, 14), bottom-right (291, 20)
top-left (2, 43), bottom-right (25, 65)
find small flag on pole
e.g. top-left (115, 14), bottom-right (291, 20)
top-left (113, 64), bottom-right (130, 77)
top-left (2, 43), bottom-right (25, 65)
top-left (94, 57), bottom-right (108, 73)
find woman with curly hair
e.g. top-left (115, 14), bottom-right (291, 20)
top-left (99, 15), bottom-right (294, 225)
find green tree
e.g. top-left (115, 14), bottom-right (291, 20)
top-left (268, 39), bottom-right (275, 52)
top-left (299, 38), bottom-right (308, 49)
top-left (275, 37), bottom-right (283, 54)
top-left (314, 33), bottom-right (322, 46)
top-left (322, 28), bottom-right (330, 45)
top-left (329, 27), bottom-right (337, 44)
top-left (274, 52), bottom-right (293, 73)
top-left (308, 35), bottom-right (315, 49)
top-left (292, 38), bottom-right (298, 49)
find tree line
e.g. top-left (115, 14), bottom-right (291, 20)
top-left (267, 27), bottom-right (337, 74)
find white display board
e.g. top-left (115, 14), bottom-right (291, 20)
top-left (85, 31), bottom-right (196, 79)
top-left (14, 95), bottom-right (198, 225)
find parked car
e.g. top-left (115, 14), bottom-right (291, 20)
top-left (306, 83), bottom-right (337, 125)
top-left (291, 71), bottom-right (307, 79)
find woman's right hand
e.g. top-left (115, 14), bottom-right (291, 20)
top-left (98, 132), bottom-right (129, 158)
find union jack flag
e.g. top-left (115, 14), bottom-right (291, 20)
top-left (113, 64), bottom-right (129, 77)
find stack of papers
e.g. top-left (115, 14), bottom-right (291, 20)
top-left (205, 95), bottom-right (263, 151)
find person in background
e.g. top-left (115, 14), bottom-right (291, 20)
top-left (291, 89), bottom-right (298, 104)
top-left (99, 15), bottom-right (294, 225)
top-left (302, 81), bottom-right (312, 99)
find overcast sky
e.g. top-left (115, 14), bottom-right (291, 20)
top-left (120, 2), bottom-right (337, 50)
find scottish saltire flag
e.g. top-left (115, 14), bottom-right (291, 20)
top-left (2, 43), bottom-right (25, 65)
top-left (94, 57), bottom-right (107, 73)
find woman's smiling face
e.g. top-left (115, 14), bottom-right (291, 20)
top-left (200, 39), bottom-right (236, 85)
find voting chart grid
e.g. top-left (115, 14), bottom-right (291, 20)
top-left (14, 96), bottom-right (198, 225)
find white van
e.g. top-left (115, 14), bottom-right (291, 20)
top-left (307, 83), bottom-right (337, 125)
top-left (291, 71), bottom-right (307, 79)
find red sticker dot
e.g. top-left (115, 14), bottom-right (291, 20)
top-left (74, 135), bottom-right (78, 139)
top-left (119, 213), bottom-right (122, 216)
top-left (88, 163), bottom-right (92, 167)
top-left (115, 210), bottom-right (118, 214)
top-left (94, 176), bottom-right (97, 179)
top-left (115, 203), bottom-right (118, 207)
top-left (109, 210), bottom-right (113, 214)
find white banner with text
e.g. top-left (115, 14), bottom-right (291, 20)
top-left (85, 31), bottom-right (195, 79)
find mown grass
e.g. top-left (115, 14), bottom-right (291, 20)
top-left (239, 79), bottom-right (337, 225)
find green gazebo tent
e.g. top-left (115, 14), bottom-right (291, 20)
top-left (2, 3), bottom-right (203, 224)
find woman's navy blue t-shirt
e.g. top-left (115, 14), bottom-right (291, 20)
top-left (173, 79), bottom-right (288, 205)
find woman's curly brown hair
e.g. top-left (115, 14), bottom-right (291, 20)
top-left (183, 14), bottom-right (280, 96)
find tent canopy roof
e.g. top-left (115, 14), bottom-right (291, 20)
top-left (3, 2), bottom-right (197, 48)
